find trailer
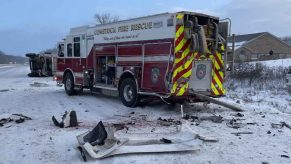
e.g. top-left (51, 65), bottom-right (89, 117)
top-left (54, 11), bottom-right (232, 107)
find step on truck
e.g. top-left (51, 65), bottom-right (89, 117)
top-left (54, 11), bottom-right (230, 107)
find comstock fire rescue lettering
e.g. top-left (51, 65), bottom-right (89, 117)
top-left (94, 22), bottom-right (153, 35)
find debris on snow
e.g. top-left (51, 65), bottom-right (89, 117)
top-left (52, 110), bottom-right (78, 128)
top-left (233, 112), bottom-right (244, 117)
top-left (0, 113), bottom-right (32, 127)
top-left (157, 117), bottom-right (182, 126)
top-left (231, 132), bottom-right (253, 136)
top-left (30, 82), bottom-right (49, 87)
top-left (12, 114), bottom-right (32, 120)
top-left (280, 155), bottom-right (290, 158)
top-left (77, 122), bottom-right (203, 159)
top-left (15, 118), bottom-right (25, 124)
top-left (200, 115), bottom-right (223, 123)
top-left (83, 121), bottom-right (107, 146)
top-left (160, 138), bottom-right (172, 144)
top-left (271, 122), bottom-right (291, 130)
top-left (0, 89), bottom-right (9, 92)
top-left (77, 146), bottom-right (87, 162)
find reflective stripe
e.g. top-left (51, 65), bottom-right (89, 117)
top-left (118, 56), bottom-right (142, 62)
top-left (118, 55), bottom-right (169, 62)
top-left (144, 55), bottom-right (169, 62)
top-left (55, 71), bottom-right (83, 78)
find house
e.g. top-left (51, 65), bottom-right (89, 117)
top-left (227, 32), bottom-right (291, 62)
top-left (282, 36), bottom-right (291, 46)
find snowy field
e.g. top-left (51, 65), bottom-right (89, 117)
top-left (249, 58), bottom-right (291, 68)
top-left (0, 65), bottom-right (290, 164)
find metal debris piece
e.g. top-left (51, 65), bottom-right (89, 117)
top-left (77, 123), bottom-right (201, 159)
top-left (0, 114), bottom-right (31, 127)
top-left (271, 122), bottom-right (291, 130)
top-left (30, 82), bottom-right (49, 87)
top-left (15, 118), bottom-right (25, 124)
top-left (233, 113), bottom-right (244, 117)
top-left (0, 118), bottom-right (13, 126)
top-left (51, 111), bottom-right (78, 128)
top-left (83, 121), bottom-right (108, 146)
top-left (200, 115), bottom-right (223, 123)
top-left (231, 132), bottom-right (253, 136)
top-left (157, 117), bottom-right (182, 126)
top-left (160, 138), bottom-right (172, 144)
top-left (77, 146), bottom-right (87, 162)
top-left (280, 155), bottom-right (290, 158)
top-left (0, 89), bottom-right (9, 92)
top-left (12, 114), bottom-right (32, 120)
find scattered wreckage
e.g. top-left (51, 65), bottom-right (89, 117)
top-left (0, 113), bottom-right (32, 127)
top-left (76, 121), bottom-right (213, 161)
top-left (51, 110), bottom-right (219, 161)
top-left (52, 110), bottom-right (78, 128)
top-left (50, 108), bottom-right (291, 161)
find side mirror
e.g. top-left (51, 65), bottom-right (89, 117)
top-left (218, 22), bottom-right (229, 41)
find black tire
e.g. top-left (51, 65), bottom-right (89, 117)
top-left (64, 72), bottom-right (75, 96)
top-left (119, 78), bottom-right (138, 107)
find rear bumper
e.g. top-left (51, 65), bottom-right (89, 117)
top-left (168, 91), bottom-right (225, 103)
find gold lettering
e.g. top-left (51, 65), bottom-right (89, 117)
top-left (118, 25), bottom-right (129, 32)
top-left (94, 27), bottom-right (116, 35)
top-left (131, 22), bottom-right (153, 31)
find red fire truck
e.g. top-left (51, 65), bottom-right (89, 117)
top-left (55, 11), bottom-right (229, 107)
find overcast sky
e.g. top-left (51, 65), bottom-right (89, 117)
top-left (1, 0), bottom-right (291, 56)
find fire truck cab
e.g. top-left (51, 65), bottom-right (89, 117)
top-left (55, 11), bottom-right (229, 107)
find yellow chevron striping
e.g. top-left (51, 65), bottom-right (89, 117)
top-left (175, 26), bottom-right (184, 38)
top-left (172, 46), bottom-right (191, 79)
top-left (213, 75), bottom-right (223, 89)
top-left (175, 39), bottom-right (186, 53)
top-left (176, 14), bottom-right (184, 19)
top-left (182, 66), bottom-right (193, 79)
top-left (211, 83), bottom-right (219, 95)
top-left (177, 83), bottom-right (188, 96)
top-left (174, 46), bottom-right (190, 64)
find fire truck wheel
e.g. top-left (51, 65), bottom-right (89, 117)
top-left (119, 78), bottom-right (138, 107)
top-left (64, 73), bottom-right (75, 96)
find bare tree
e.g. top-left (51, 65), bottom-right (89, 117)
top-left (94, 13), bottom-right (119, 24)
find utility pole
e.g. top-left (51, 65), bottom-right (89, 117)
top-left (231, 34), bottom-right (235, 74)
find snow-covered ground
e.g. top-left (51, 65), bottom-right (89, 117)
top-left (0, 66), bottom-right (290, 164)
top-left (249, 58), bottom-right (291, 68)
top-left (0, 64), bottom-right (17, 69)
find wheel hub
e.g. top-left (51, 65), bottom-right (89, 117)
top-left (123, 85), bottom-right (133, 102)
top-left (66, 78), bottom-right (71, 90)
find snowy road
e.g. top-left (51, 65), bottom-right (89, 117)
top-left (0, 66), bottom-right (291, 164)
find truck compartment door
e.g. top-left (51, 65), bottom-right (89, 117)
top-left (189, 60), bottom-right (212, 92)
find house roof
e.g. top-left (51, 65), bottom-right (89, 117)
top-left (228, 32), bottom-right (291, 54)
top-left (228, 32), bottom-right (267, 43)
